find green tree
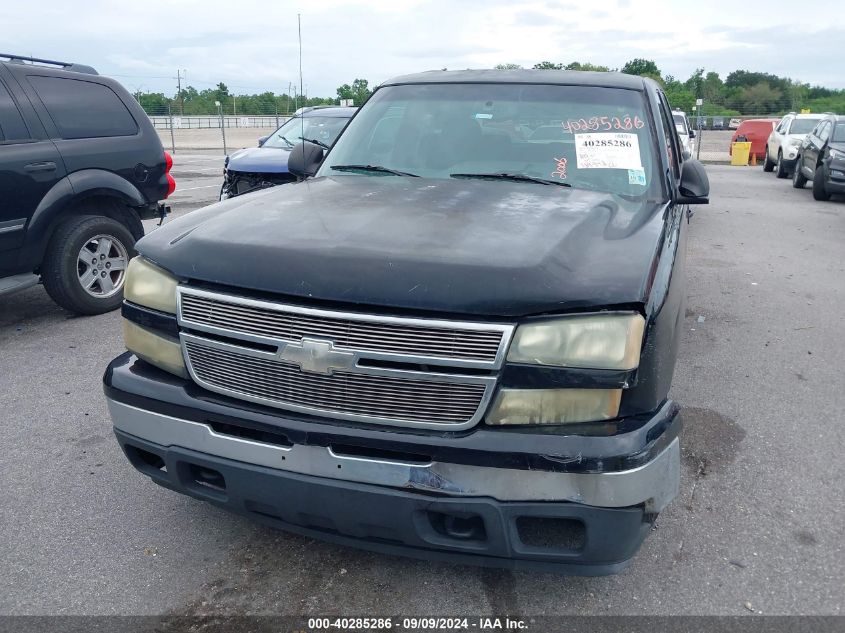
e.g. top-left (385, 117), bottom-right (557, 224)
top-left (725, 70), bottom-right (789, 94)
top-left (336, 79), bottom-right (372, 106)
top-left (494, 63), bottom-right (523, 70)
top-left (533, 61), bottom-right (563, 70)
top-left (621, 58), bottom-right (661, 78)
top-left (214, 82), bottom-right (230, 105)
top-left (702, 72), bottom-right (724, 104)
top-left (684, 68), bottom-right (704, 97)
top-left (737, 82), bottom-right (784, 114)
top-left (138, 92), bottom-right (170, 116)
top-left (564, 61), bottom-right (610, 72)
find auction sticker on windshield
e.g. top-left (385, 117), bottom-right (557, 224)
top-left (575, 133), bottom-right (642, 170)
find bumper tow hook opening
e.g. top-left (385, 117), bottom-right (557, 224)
top-left (187, 464), bottom-right (227, 494)
top-left (429, 511), bottom-right (487, 541)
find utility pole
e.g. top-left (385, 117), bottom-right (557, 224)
top-left (695, 98), bottom-right (703, 160)
top-left (176, 69), bottom-right (187, 116)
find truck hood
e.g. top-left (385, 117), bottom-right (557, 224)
top-left (138, 177), bottom-right (669, 317)
top-left (226, 146), bottom-right (291, 173)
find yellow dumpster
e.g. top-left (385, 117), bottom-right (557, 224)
top-left (731, 142), bottom-right (751, 166)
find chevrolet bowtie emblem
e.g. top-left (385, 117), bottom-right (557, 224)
top-left (277, 338), bottom-right (356, 375)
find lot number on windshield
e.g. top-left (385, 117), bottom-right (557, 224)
top-left (574, 133), bottom-right (642, 170)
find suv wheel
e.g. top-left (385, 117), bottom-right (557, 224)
top-left (42, 215), bottom-right (136, 315)
top-left (762, 147), bottom-right (775, 172)
top-left (812, 165), bottom-right (831, 201)
top-left (792, 159), bottom-right (808, 188)
top-left (775, 151), bottom-right (788, 179)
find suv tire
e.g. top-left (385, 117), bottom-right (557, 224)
top-left (792, 159), bottom-right (808, 188)
top-left (762, 147), bottom-right (775, 172)
top-left (775, 151), bottom-right (788, 179)
top-left (42, 215), bottom-right (136, 315)
top-left (812, 165), bottom-right (830, 201)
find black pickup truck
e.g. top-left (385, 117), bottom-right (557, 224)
top-left (104, 70), bottom-right (709, 574)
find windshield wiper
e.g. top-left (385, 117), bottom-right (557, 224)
top-left (450, 172), bottom-right (571, 187)
top-left (278, 136), bottom-right (295, 148)
top-left (298, 136), bottom-right (330, 149)
top-left (331, 165), bottom-right (419, 177)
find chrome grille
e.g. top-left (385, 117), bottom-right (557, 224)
top-left (183, 338), bottom-right (489, 426)
top-left (176, 287), bottom-right (512, 429)
top-left (179, 288), bottom-right (507, 366)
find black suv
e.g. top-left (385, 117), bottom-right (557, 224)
top-left (0, 54), bottom-right (174, 314)
top-left (792, 113), bottom-right (845, 201)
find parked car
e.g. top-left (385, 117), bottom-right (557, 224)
top-left (220, 106), bottom-right (355, 199)
top-left (0, 53), bottom-right (173, 314)
top-left (763, 112), bottom-right (823, 177)
top-left (672, 110), bottom-right (696, 157)
top-left (712, 116), bottom-right (725, 130)
top-left (792, 114), bottom-right (845, 201)
top-left (729, 118), bottom-right (778, 159)
top-left (106, 69), bottom-right (709, 575)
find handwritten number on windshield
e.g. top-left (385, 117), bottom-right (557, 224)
top-left (562, 116), bottom-right (645, 133)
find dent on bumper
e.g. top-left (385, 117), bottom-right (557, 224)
top-left (107, 398), bottom-right (679, 512)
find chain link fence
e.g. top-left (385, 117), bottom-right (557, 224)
top-left (143, 104), bottom-right (294, 154)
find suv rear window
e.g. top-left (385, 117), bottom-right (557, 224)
top-left (0, 80), bottom-right (30, 142)
top-left (29, 76), bottom-right (138, 139)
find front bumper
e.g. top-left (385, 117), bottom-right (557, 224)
top-left (105, 354), bottom-right (681, 574)
top-left (826, 164), bottom-right (845, 193)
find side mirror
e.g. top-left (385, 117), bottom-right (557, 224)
top-left (288, 141), bottom-right (325, 178)
top-left (676, 159), bottom-right (709, 205)
top-left (689, 130), bottom-right (696, 139)
top-left (257, 135), bottom-right (269, 147)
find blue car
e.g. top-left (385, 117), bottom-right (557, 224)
top-left (220, 106), bottom-right (356, 199)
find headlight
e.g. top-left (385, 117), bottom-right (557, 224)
top-left (506, 313), bottom-right (645, 370)
top-left (124, 257), bottom-right (179, 314)
top-left (122, 319), bottom-right (187, 378)
top-left (486, 388), bottom-right (621, 425)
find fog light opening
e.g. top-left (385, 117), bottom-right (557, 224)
top-left (126, 445), bottom-right (167, 474)
top-left (516, 516), bottom-right (586, 552)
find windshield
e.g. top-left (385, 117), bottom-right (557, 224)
top-left (319, 83), bottom-right (661, 198)
top-left (673, 113), bottom-right (688, 134)
top-left (789, 118), bottom-right (821, 135)
top-left (262, 115), bottom-right (350, 149)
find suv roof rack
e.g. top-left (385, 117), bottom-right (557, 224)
top-left (0, 53), bottom-right (98, 75)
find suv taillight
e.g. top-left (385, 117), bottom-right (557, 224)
top-left (164, 151), bottom-right (176, 198)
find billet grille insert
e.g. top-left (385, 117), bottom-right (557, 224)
top-left (183, 340), bottom-right (487, 425)
top-left (179, 291), bottom-right (505, 363)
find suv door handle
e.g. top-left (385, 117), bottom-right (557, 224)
top-left (24, 161), bottom-right (57, 172)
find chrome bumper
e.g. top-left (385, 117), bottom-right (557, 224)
top-left (107, 398), bottom-right (680, 513)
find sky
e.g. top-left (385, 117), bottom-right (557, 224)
top-left (2, 0), bottom-right (841, 98)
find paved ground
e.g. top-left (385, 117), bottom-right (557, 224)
top-left (1, 163), bottom-right (843, 616)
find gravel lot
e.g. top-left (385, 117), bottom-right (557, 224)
top-left (1, 161), bottom-right (843, 616)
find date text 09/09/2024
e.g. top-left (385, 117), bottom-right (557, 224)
top-left (305, 617), bottom-right (529, 630)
